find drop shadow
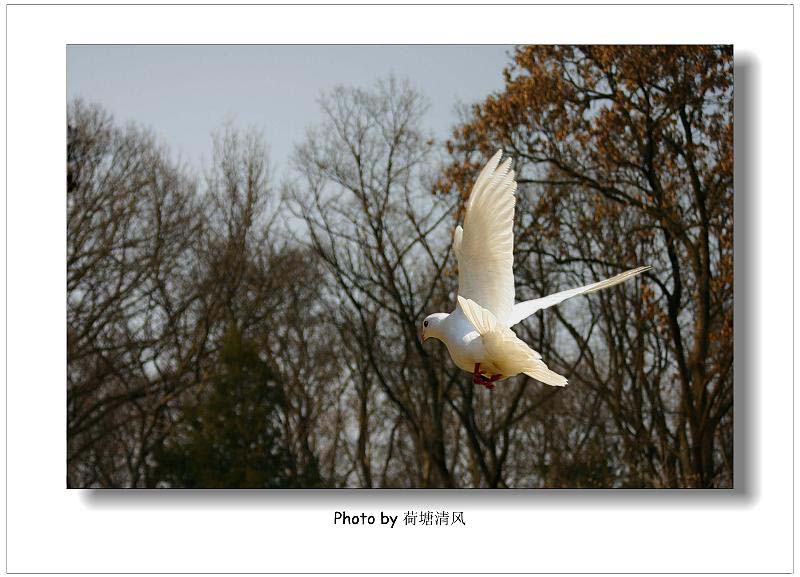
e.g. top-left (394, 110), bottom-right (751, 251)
top-left (82, 52), bottom-right (753, 510)
top-left (731, 52), bottom-right (758, 502)
top-left (82, 485), bottom-right (748, 511)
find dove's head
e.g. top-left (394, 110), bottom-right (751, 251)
top-left (421, 313), bottom-right (448, 343)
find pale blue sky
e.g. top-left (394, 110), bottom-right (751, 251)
top-left (67, 45), bottom-right (512, 174)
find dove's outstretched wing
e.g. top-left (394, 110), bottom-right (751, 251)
top-left (455, 150), bottom-right (517, 324)
top-left (507, 266), bottom-right (651, 327)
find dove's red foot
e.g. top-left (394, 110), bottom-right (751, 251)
top-left (472, 363), bottom-right (486, 385)
top-left (484, 373), bottom-right (503, 390)
top-left (472, 364), bottom-right (503, 390)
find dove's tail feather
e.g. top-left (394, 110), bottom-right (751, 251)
top-left (524, 366), bottom-right (568, 388)
top-left (459, 295), bottom-right (568, 387)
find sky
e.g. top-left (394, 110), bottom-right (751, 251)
top-left (67, 45), bottom-right (512, 176)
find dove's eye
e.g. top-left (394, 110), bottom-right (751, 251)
top-left (423, 320), bottom-right (429, 327)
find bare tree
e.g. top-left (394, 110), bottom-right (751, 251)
top-left (289, 78), bottom-right (460, 486)
top-left (68, 104), bottom-right (340, 487)
top-left (68, 100), bottom-right (206, 486)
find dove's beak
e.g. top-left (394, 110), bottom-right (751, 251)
top-left (422, 331), bottom-right (428, 342)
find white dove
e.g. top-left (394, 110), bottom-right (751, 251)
top-left (422, 150), bottom-right (650, 390)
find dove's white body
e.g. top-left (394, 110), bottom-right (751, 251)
top-left (434, 308), bottom-right (498, 375)
top-left (422, 150), bottom-right (649, 388)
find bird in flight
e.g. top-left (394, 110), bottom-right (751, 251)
top-left (422, 150), bottom-right (649, 390)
